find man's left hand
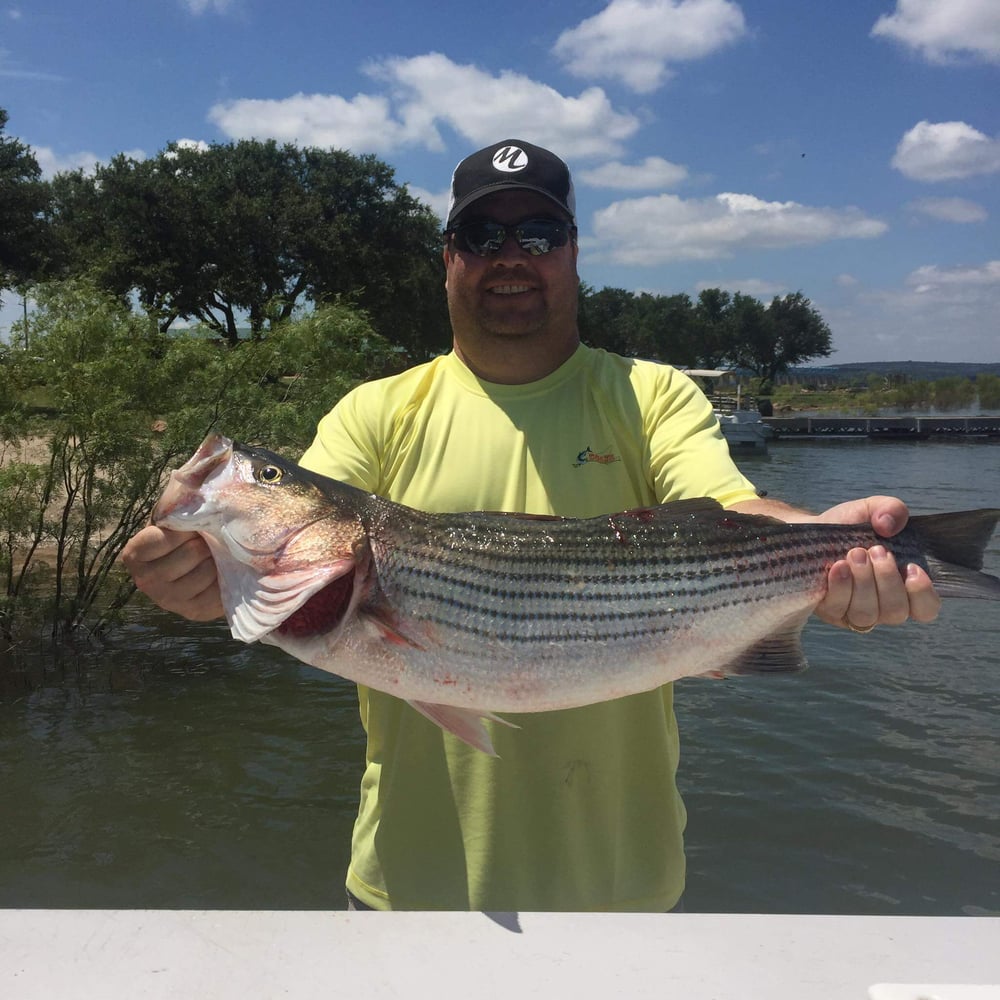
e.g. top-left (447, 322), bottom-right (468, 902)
top-left (808, 496), bottom-right (941, 631)
top-left (730, 495), bottom-right (942, 632)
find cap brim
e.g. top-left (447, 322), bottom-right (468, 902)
top-left (447, 183), bottom-right (574, 228)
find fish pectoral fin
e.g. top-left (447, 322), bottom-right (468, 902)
top-left (408, 701), bottom-right (518, 757)
top-left (360, 602), bottom-right (428, 649)
top-left (710, 612), bottom-right (812, 676)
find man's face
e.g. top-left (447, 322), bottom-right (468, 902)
top-left (444, 191), bottom-right (579, 344)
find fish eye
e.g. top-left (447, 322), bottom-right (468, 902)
top-left (258, 465), bottom-right (284, 484)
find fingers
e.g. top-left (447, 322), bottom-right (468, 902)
top-left (121, 526), bottom-right (224, 621)
top-left (903, 561), bottom-right (943, 623)
top-left (815, 547), bottom-right (942, 631)
top-left (811, 496), bottom-right (907, 537)
top-left (806, 493), bottom-right (942, 632)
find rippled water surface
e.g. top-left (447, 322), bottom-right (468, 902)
top-left (1, 439), bottom-right (998, 913)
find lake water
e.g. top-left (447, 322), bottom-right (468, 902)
top-left (1, 438), bottom-right (998, 914)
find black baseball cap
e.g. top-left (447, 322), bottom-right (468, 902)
top-left (445, 139), bottom-right (576, 229)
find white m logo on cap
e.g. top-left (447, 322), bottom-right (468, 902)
top-left (492, 146), bottom-right (529, 173)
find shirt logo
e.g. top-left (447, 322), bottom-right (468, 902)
top-left (574, 446), bottom-right (622, 468)
top-left (492, 145), bottom-right (529, 173)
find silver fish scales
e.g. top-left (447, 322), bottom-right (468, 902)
top-left (153, 434), bottom-right (1000, 754)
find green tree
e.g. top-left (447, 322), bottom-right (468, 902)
top-left (577, 284), bottom-right (639, 355)
top-left (48, 140), bottom-right (449, 357)
top-left (578, 283), bottom-right (834, 379)
top-left (578, 285), bottom-right (700, 363)
top-left (729, 291), bottom-right (832, 385)
top-left (0, 109), bottom-right (51, 305)
top-left (638, 292), bottom-right (696, 364)
top-left (691, 289), bottom-right (736, 369)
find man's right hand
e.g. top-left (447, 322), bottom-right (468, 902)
top-left (121, 525), bottom-right (224, 621)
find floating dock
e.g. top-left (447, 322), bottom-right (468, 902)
top-left (763, 415), bottom-right (1000, 440)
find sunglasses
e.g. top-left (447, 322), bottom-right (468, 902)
top-left (447, 218), bottom-right (576, 257)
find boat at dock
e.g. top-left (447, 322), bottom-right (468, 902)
top-left (716, 408), bottom-right (774, 451)
top-left (682, 368), bottom-right (773, 452)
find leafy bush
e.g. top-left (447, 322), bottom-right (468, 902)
top-left (932, 376), bottom-right (976, 412)
top-left (976, 374), bottom-right (1000, 410)
top-left (0, 282), bottom-right (394, 647)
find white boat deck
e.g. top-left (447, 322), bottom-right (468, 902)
top-left (2, 910), bottom-right (998, 999)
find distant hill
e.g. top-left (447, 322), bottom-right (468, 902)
top-left (788, 361), bottom-right (1000, 382)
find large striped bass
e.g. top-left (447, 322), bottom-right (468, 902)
top-left (152, 434), bottom-right (1000, 754)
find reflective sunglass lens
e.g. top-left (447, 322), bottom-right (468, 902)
top-left (516, 221), bottom-right (562, 255)
top-left (452, 220), bottom-right (572, 256)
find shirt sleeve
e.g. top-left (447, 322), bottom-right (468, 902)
top-left (640, 365), bottom-right (760, 508)
top-left (298, 383), bottom-right (383, 491)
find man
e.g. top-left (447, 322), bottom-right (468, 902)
top-left (122, 139), bottom-right (941, 911)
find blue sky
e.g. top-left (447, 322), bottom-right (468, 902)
top-left (2, 0), bottom-right (998, 363)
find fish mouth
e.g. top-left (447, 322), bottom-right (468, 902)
top-left (153, 434), bottom-right (233, 524)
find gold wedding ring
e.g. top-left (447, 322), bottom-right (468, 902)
top-left (844, 619), bottom-right (876, 634)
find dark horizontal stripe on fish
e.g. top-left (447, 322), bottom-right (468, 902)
top-left (390, 576), bottom-right (785, 613)
top-left (384, 541), bottom-right (832, 580)
top-left (384, 562), bottom-right (820, 601)
top-left (396, 611), bottom-right (721, 648)
top-left (392, 588), bottom-right (761, 622)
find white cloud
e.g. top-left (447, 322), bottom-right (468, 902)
top-left (0, 47), bottom-right (64, 81)
top-left (892, 120), bottom-right (1000, 181)
top-left (693, 277), bottom-right (787, 298)
top-left (872, 0), bottom-right (1000, 64)
top-left (31, 146), bottom-right (100, 179)
top-left (208, 93), bottom-right (413, 154)
top-left (906, 196), bottom-right (987, 223)
top-left (209, 54), bottom-right (639, 160)
top-left (592, 192), bottom-right (887, 264)
top-left (28, 144), bottom-right (146, 180)
top-left (578, 156), bottom-right (689, 190)
top-left (834, 259), bottom-right (1000, 362)
top-left (553, 0), bottom-right (747, 93)
top-left (371, 53), bottom-right (639, 159)
top-left (404, 184), bottom-right (449, 224)
top-left (905, 260), bottom-right (1000, 293)
top-left (163, 138), bottom-right (211, 159)
top-left (182, 0), bottom-right (234, 13)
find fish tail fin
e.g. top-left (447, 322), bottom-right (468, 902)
top-left (908, 509), bottom-right (1000, 600)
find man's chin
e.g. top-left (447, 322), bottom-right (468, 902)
top-left (479, 320), bottom-right (545, 339)
top-left (478, 303), bottom-right (547, 336)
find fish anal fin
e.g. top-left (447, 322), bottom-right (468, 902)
top-left (708, 611), bottom-right (812, 677)
top-left (408, 701), bottom-right (518, 756)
